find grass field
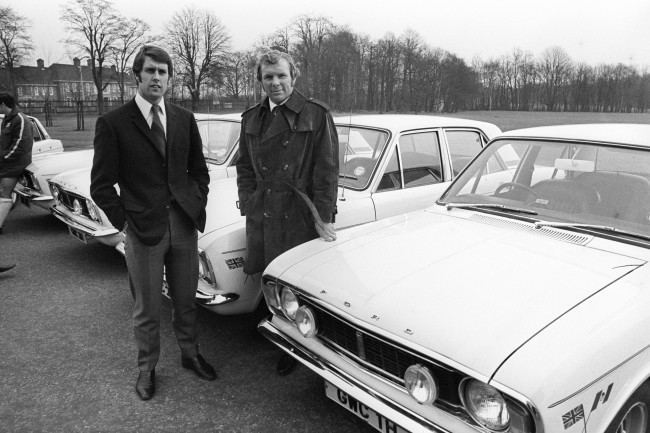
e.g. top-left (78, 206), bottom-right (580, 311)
top-left (43, 110), bottom-right (650, 151)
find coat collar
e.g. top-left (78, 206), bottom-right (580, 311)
top-left (246, 90), bottom-right (308, 140)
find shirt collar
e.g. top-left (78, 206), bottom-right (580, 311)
top-left (135, 92), bottom-right (166, 119)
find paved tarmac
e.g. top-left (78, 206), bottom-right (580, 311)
top-left (0, 205), bottom-right (372, 433)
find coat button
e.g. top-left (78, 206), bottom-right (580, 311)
top-left (283, 141), bottom-right (289, 147)
top-left (266, 188), bottom-right (271, 194)
top-left (282, 164), bottom-right (289, 171)
top-left (264, 212), bottom-right (270, 218)
top-left (262, 166), bottom-right (268, 171)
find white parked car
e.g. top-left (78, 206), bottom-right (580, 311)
top-left (196, 115), bottom-right (501, 314)
top-left (49, 113), bottom-right (242, 252)
top-left (258, 124), bottom-right (650, 433)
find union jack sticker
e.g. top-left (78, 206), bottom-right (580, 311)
top-left (562, 404), bottom-right (585, 429)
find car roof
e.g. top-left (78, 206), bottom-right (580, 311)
top-left (332, 114), bottom-right (501, 137)
top-left (194, 112), bottom-right (242, 121)
top-left (497, 123), bottom-right (650, 147)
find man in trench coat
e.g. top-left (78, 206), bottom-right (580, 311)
top-left (237, 50), bottom-right (339, 374)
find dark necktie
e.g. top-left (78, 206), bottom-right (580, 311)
top-left (150, 104), bottom-right (166, 158)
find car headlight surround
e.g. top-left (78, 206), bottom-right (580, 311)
top-left (280, 287), bottom-right (300, 320)
top-left (86, 199), bottom-right (99, 221)
top-left (404, 364), bottom-right (438, 405)
top-left (72, 198), bottom-right (83, 216)
top-left (295, 306), bottom-right (317, 337)
top-left (261, 277), bottom-right (281, 310)
top-left (461, 379), bottom-right (510, 431)
top-left (51, 184), bottom-right (60, 201)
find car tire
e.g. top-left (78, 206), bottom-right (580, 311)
top-left (605, 382), bottom-right (650, 433)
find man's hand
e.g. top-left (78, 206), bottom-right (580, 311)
top-left (315, 222), bottom-right (336, 242)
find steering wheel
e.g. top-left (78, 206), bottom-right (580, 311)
top-left (494, 182), bottom-right (538, 198)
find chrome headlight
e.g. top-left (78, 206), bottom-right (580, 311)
top-left (280, 287), bottom-right (299, 320)
top-left (404, 364), bottom-right (438, 405)
top-left (72, 198), bottom-right (83, 215)
top-left (87, 199), bottom-right (99, 221)
top-left (462, 379), bottom-right (510, 431)
top-left (295, 306), bottom-right (317, 337)
top-left (51, 184), bottom-right (60, 201)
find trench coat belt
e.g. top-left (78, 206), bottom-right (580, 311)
top-left (255, 178), bottom-right (324, 227)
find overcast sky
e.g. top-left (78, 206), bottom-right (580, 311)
top-left (13, 0), bottom-right (650, 69)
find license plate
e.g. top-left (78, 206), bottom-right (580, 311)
top-left (68, 226), bottom-right (88, 244)
top-left (324, 381), bottom-right (409, 433)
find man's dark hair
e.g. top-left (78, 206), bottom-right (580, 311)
top-left (256, 50), bottom-right (300, 82)
top-left (132, 45), bottom-right (174, 81)
top-left (0, 93), bottom-right (17, 108)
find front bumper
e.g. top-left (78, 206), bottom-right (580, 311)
top-left (258, 316), bottom-right (475, 433)
top-left (51, 205), bottom-right (123, 248)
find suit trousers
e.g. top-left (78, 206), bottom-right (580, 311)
top-left (124, 203), bottom-right (199, 371)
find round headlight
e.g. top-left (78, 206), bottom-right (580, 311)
top-left (51, 185), bottom-right (59, 201)
top-left (462, 379), bottom-right (510, 431)
top-left (72, 198), bottom-right (83, 215)
top-left (87, 200), bottom-right (99, 221)
top-left (295, 306), bottom-right (317, 337)
top-left (404, 364), bottom-right (438, 404)
top-left (280, 287), bottom-right (299, 320)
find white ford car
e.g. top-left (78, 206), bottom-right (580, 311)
top-left (258, 124), bottom-right (650, 433)
top-left (195, 114), bottom-right (501, 314)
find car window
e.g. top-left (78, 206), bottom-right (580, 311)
top-left (197, 119), bottom-right (240, 164)
top-left (399, 131), bottom-right (442, 188)
top-left (30, 119), bottom-right (44, 142)
top-left (377, 147), bottom-right (400, 191)
top-left (446, 130), bottom-right (483, 175)
top-left (338, 126), bottom-right (390, 190)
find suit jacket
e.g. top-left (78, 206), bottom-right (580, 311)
top-left (90, 99), bottom-right (209, 245)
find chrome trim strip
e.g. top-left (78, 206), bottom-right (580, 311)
top-left (548, 344), bottom-right (650, 408)
top-left (51, 206), bottom-right (119, 237)
top-left (258, 318), bottom-right (450, 433)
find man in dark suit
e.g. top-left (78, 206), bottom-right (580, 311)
top-left (91, 45), bottom-right (216, 401)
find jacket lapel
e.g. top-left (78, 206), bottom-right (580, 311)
top-left (128, 99), bottom-right (165, 158)
top-left (164, 102), bottom-right (177, 157)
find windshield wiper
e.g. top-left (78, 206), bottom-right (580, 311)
top-left (445, 203), bottom-right (538, 215)
top-left (534, 221), bottom-right (650, 241)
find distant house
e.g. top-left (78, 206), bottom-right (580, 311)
top-left (0, 57), bottom-right (137, 111)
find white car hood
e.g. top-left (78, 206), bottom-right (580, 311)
top-left (51, 167), bottom-right (92, 195)
top-left (272, 209), bottom-right (645, 378)
top-left (28, 149), bottom-right (93, 176)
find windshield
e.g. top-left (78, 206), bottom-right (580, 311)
top-left (198, 119), bottom-right (241, 164)
top-left (440, 138), bottom-right (650, 238)
top-left (337, 125), bottom-right (390, 189)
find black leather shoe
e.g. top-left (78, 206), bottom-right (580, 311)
top-left (0, 263), bottom-right (15, 273)
top-left (181, 354), bottom-right (217, 381)
top-left (276, 353), bottom-right (298, 376)
top-left (135, 370), bottom-right (155, 401)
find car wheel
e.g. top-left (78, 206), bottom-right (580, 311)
top-left (606, 383), bottom-right (650, 433)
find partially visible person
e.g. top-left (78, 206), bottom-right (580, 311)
top-left (90, 45), bottom-right (216, 401)
top-left (0, 92), bottom-right (33, 235)
top-left (236, 50), bottom-right (339, 376)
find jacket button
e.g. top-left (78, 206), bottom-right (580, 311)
top-left (266, 188), bottom-right (271, 194)
top-left (264, 212), bottom-right (270, 218)
top-left (283, 141), bottom-right (289, 147)
top-left (282, 164), bottom-right (289, 171)
top-left (262, 166), bottom-right (268, 171)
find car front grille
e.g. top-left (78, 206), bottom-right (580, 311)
top-left (299, 296), bottom-right (465, 406)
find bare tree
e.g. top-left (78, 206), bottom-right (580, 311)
top-left (223, 50), bottom-right (256, 103)
top-left (292, 15), bottom-right (335, 98)
top-left (61, 0), bottom-right (121, 114)
top-left (539, 46), bottom-right (573, 110)
top-left (166, 7), bottom-right (230, 111)
top-left (110, 17), bottom-right (151, 103)
top-left (0, 6), bottom-right (32, 94)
